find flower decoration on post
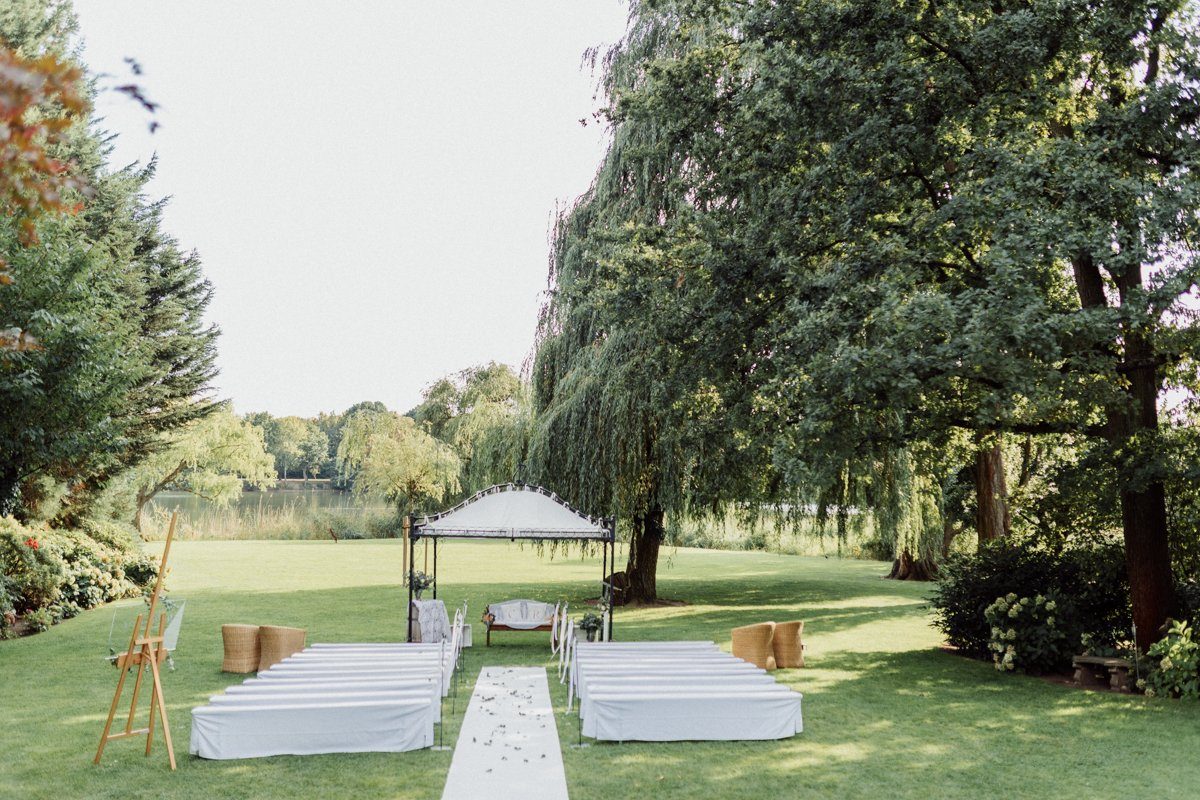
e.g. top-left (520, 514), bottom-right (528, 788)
top-left (405, 570), bottom-right (435, 599)
top-left (579, 603), bottom-right (608, 642)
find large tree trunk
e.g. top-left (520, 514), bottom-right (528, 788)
top-left (624, 505), bottom-right (663, 603)
top-left (941, 520), bottom-right (963, 559)
top-left (1116, 295), bottom-right (1176, 651)
top-left (888, 549), bottom-right (938, 580)
top-left (975, 436), bottom-right (1010, 544)
top-left (1122, 481), bottom-right (1175, 650)
top-left (1073, 251), bottom-right (1176, 651)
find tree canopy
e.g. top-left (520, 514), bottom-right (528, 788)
top-left (525, 0), bottom-right (1200, 629)
top-left (336, 411), bottom-right (461, 516)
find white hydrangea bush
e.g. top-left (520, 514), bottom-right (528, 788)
top-left (984, 591), bottom-right (1073, 674)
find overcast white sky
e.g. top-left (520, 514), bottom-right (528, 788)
top-left (73, 1), bottom-right (629, 417)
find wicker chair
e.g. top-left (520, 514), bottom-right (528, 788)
top-left (772, 620), bottom-right (806, 668)
top-left (731, 621), bottom-right (776, 670)
top-left (257, 625), bottom-right (307, 671)
top-left (221, 624), bottom-right (260, 673)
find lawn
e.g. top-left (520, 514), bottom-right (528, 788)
top-left (2, 540), bottom-right (1198, 800)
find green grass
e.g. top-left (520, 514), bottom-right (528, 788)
top-left (2, 540), bottom-right (1199, 800)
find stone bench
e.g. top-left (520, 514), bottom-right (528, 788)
top-left (1073, 655), bottom-right (1132, 692)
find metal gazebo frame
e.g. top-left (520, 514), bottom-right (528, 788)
top-left (406, 483), bottom-right (616, 642)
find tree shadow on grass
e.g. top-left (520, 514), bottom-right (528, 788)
top-left (9, 552), bottom-right (1198, 800)
top-left (567, 648), bottom-right (1200, 800)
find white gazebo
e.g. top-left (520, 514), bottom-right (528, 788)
top-left (407, 484), bottom-right (615, 641)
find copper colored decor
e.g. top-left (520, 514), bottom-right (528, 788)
top-left (257, 625), bottom-right (307, 671)
top-left (772, 620), bottom-right (806, 668)
top-left (221, 624), bottom-right (261, 673)
top-left (731, 621), bottom-right (777, 671)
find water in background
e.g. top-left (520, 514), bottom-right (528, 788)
top-left (146, 489), bottom-right (396, 540)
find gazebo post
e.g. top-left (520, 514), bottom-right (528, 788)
top-left (432, 538), bottom-right (438, 599)
top-left (607, 516), bottom-right (616, 641)
top-left (600, 538), bottom-right (607, 610)
top-left (407, 522), bottom-right (416, 642)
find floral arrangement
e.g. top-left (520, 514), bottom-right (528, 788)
top-left (985, 591), bottom-right (1075, 674)
top-left (405, 570), bottom-right (435, 596)
top-left (578, 611), bottom-right (604, 633)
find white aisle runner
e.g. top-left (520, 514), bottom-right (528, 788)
top-left (441, 667), bottom-right (569, 800)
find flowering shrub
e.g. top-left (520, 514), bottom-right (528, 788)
top-left (45, 528), bottom-right (142, 618)
top-left (22, 607), bottom-right (53, 633)
top-left (0, 576), bottom-right (15, 639)
top-left (931, 540), bottom-right (1129, 658)
top-left (985, 591), bottom-right (1076, 674)
top-left (0, 518), bottom-right (153, 634)
top-left (0, 525), bottom-right (66, 613)
top-left (1141, 620), bottom-right (1200, 700)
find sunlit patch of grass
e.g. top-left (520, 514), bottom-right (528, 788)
top-left (2, 541), bottom-right (1199, 799)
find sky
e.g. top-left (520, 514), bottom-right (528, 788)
top-left (72, 1), bottom-right (630, 417)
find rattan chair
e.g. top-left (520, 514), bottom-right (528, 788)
top-left (221, 624), bottom-right (260, 673)
top-left (731, 621), bottom-right (776, 670)
top-left (257, 625), bottom-right (307, 671)
top-left (772, 620), bottom-right (805, 668)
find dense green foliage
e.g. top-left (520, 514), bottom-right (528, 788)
top-left (103, 408), bottom-right (275, 530)
top-left (0, 0), bottom-right (219, 636)
top-left (409, 362), bottom-right (530, 495)
top-left (1143, 619), bottom-right (1200, 699)
top-left (336, 411), bottom-right (461, 515)
top-left (985, 591), bottom-right (1075, 674)
top-left (525, 0), bottom-right (1200, 631)
top-left (0, 2), bottom-right (219, 525)
top-left (931, 541), bottom-right (1131, 657)
top-left (0, 516), bottom-right (154, 637)
top-left (245, 364), bottom-right (528, 506)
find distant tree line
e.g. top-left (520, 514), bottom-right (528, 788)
top-left (242, 363), bottom-right (529, 515)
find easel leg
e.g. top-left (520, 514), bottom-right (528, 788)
top-left (148, 655), bottom-right (176, 770)
top-left (145, 615), bottom-right (165, 756)
top-left (94, 664), bottom-right (130, 765)
top-left (95, 614), bottom-right (142, 765)
top-left (124, 658), bottom-right (146, 734)
top-left (145, 655), bottom-right (157, 757)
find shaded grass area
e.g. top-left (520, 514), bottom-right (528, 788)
top-left (1, 541), bottom-right (1198, 799)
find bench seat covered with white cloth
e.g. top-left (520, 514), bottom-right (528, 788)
top-left (189, 642), bottom-right (455, 760)
top-left (567, 640), bottom-right (803, 742)
top-left (190, 698), bottom-right (434, 759)
top-left (582, 689), bottom-right (802, 741)
top-left (484, 599), bottom-right (557, 646)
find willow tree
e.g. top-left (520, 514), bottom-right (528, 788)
top-left (528, 4), bottom-right (808, 601)
top-left (605, 0), bottom-right (1200, 644)
top-left (410, 363), bottom-right (531, 495)
top-left (336, 411), bottom-right (461, 517)
top-left (105, 407), bottom-right (275, 531)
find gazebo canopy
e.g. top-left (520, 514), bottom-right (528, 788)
top-left (413, 483), bottom-right (613, 541)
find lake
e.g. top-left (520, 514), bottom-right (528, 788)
top-left (147, 489), bottom-right (396, 540)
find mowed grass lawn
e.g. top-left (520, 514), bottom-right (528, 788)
top-left (2, 540), bottom-right (1199, 800)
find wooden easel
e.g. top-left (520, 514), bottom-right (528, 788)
top-left (94, 512), bottom-right (178, 770)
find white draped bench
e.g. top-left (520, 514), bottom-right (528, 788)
top-left (189, 641), bottom-right (460, 760)
top-left (568, 640), bottom-right (804, 743)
